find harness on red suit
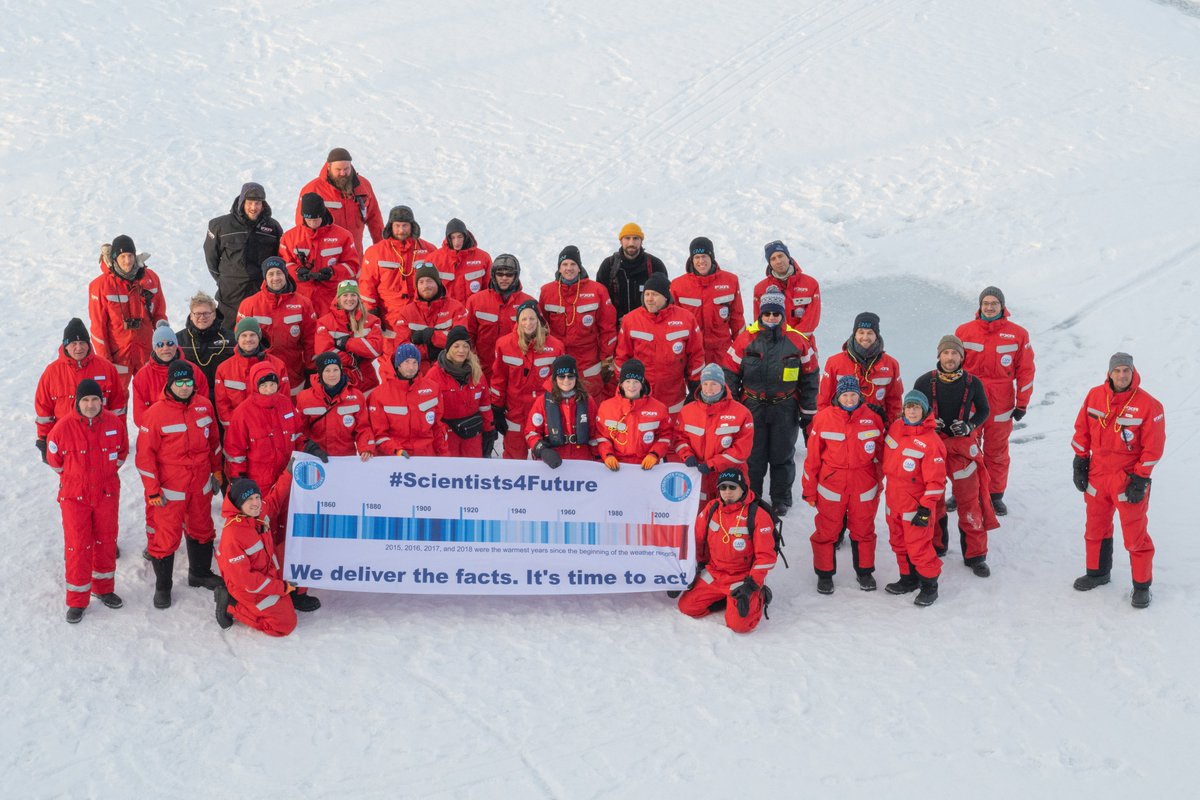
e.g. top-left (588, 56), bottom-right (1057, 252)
top-left (542, 395), bottom-right (589, 447)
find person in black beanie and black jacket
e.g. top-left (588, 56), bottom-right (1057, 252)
top-left (204, 182), bottom-right (284, 329)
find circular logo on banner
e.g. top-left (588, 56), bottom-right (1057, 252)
top-left (425, 411), bottom-right (436, 424)
top-left (531, 413), bottom-right (544, 427)
top-left (969, 444), bottom-right (979, 458)
top-left (539, 367), bottom-right (550, 377)
top-left (660, 471), bottom-right (694, 502)
top-left (902, 457), bottom-right (917, 473)
top-left (672, 342), bottom-right (684, 354)
top-left (876, 389), bottom-right (886, 400)
top-left (294, 460), bottom-right (326, 490)
top-left (732, 537), bottom-right (747, 551)
top-left (864, 441), bottom-right (876, 454)
top-left (582, 314), bottom-right (594, 327)
top-left (721, 435), bottom-right (733, 448)
top-left (342, 414), bottom-right (355, 427)
top-left (719, 307), bottom-right (729, 319)
top-left (643, 431), bottom-right (654, 444)
top-left (290, 325), bottom-right (301, 338)
top-left (1000, 355), bottom-right (1013, 367)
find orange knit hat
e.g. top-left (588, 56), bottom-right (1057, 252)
top-left (618, 222), bottom-right (645, 240)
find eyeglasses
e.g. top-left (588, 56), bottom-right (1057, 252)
top-left (172, 378), bottom-right (195, 387)
top-left (191, 310), bottom-right (215, 319)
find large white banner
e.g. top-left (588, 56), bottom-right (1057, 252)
top-left (284, 455), bottom-right (701, 595)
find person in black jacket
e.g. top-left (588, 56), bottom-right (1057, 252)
top-left (595, 222), bottom-right (668, 323)
top-left (175, 291), bottom-right (234, 401)
top-left (910, 334), bottom-right (998, 576)
top-left (204, 182), bottom-right (284, 328)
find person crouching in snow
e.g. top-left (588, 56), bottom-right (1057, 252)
top-left (595, 359), bottom-right (672, 471)
top-left (524, 354), bottom-right (599, 468)
top-left (881, 391), bottom-right (947, 606)
top-left (677, 467), bottom-right (777, 633)
top-left (215, 476), bottom-right (297, 636)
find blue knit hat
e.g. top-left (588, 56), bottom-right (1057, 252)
top-left (834, 375), bottom-right (861, 399)
top-left (394, 342), bottom-right (421, 367)
top-left (152, 321), bottom-right (176, 349)
top-left (700, 363), bottom-right (725, 386)
top-left (902, 390), bottom-right (930, 414)
top-left (764, 240), bottom-right (790, 261)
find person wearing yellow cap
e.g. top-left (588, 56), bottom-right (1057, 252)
top-left (596, 221), bottom-right (668, 324)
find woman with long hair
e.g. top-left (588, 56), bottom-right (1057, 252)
top-left (426, 326), bottom-right (495, 457)
top-left (489, 300), bottom-right (564, 459)
top-left (523, 354), bottom-right (598, 467)
top-left (314, 280), bottom-right (384, 393)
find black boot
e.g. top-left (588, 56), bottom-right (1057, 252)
top-left (151, 553), bottom-right (174, 609)
top-left (884, 573), bottom-right (919, 595)
top-left (945, 495), bottom-right (957, 513)
top-left (214, 582), bottom-right (235, 629)
top-left (856, 572), bottom-right (877, 591)
top-left (773, 503), bottom-right (790, 518)
top-left (186, 538), bottom-right (223, 590)
top-left (66, 607), bottom-right (84, 624)
top-left (1131, 583), bottom-right (1152, 609)
top-left (817, 575), bottom-right (834, 595)
top-left (914, 576), bottom-right (939, 606)
top-left (1073, 572), bottom-right (1111, 591)
top-left (969, 559), bottom-right (991, 578)
top-left (834, 529), bottom-right (846, 550)
top-left (291, 592), bottom-right (321, 612)
top-left (92, 592), bottom-right (124, 609)
top-left (990, 493), bottom-right (1007, 516)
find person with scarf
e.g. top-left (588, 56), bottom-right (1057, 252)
top-left (295, 352), bottom-right (374, 460)
top-left (236, 256), bottom-right (318, 397)
top-left (490, 301), bottom-right (565, 460)
top-left (752, 240), bottom-right (821, 344)
top-left (817, 312), bottom-right (903, 422)
top-left (467, 253), bottom-right (534, 382)
top-left (314, 280), bottom-right (384, 393)
top-left (88, 234), bottom-right (168, 389)
top-left (910, 335), bottom-right (998, 577)
top-left (426, 326), bottom-right (495, 458)
top-left (368, 344), bottom-right (449, 457)
top-left (673, 363), bottom-right (754, 504)
top-left (538, 246), bottom-right (617, 397)
top-left (524, 354), bottom-right (599, 466)
top-left (669, 237), bottom-right (745, 367)
top-left (594, 359), bottom-right (672, 470)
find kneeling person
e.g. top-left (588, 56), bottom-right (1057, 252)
top-left (215, 477), bottom-right (298, 636)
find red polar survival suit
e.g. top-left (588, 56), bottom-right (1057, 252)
top-left (385, 277), bottom-right (469, 370)
top-left (881, 416), bottom-right (947, 580)
top-left (131, 358), bottom-right (211, 427)
top-left (237, 279), bottom-right (319, 396)
top-left (802, 403), bottom-right (884, 579)
top-left (466, 280), bottom-right (533, 383)
top-left (217, 474), bottom-right (297, 637)
top-left (214, 347), bottom-right (292, 428)
top-left (88, 259), bottom-right (168, 389)
top-left (314, 302), bottom-right (385, 394)
top-left (47, 407), bottom-right (128, 608)
top-left (367, 371), bottom-right (448, 457)
top-left (427, 359), bottom-right (494, 458)
top-left (279, 217), bottom-right (360, 314)
top-left (677, 491), bottom-right (777, 633)
top-left (295, 375), bottom-right (373, 457)
top-left (614, 304), bottom-right (704, 414)
top-left (538, 277), bottom-right (618, 397)
top-left (673, 391), bottom-right (755, 502)
top-left (35, 345), bottom-right (127, 440)
top-left (428, 220), bottom-right (493, 303)
top-left (670, 264), bottom-right (745, 368)
top-left (294, 163), bottom-right (384, 252)
top-left (752, 261), bottom-right (821, 340)
top-left (360, 231), bottom-right (437, 342)
top-left (1072, 370), bottom-right (1165, 586)
top-left (817, 345), bottom-right (904, 422)
top-left (594, 392), bottom-right (673, 465)
top-left (956, 309), bottom-right (1035, 494)
top-left (136, 387), bottom-right (222, 559)
top-left (490, 332), bottom-right (565, 460)
top-left (524, 389), bottom-right (600, 462)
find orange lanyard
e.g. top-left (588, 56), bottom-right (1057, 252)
top-left (557, 282), bottom-right (578, 326)
top-left (719, 507), bottom-right (748, 544)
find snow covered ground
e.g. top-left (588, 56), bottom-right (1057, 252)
top-left (3, 0), bottom-right (1199, 796)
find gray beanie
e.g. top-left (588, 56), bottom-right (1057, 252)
top-left (979, 286), bottom-right (1005, 309)
top-left (700, 363), bottom-right (726, 386)
top-left (1108, 352), bottom-right (1134, 372)
top-left (937, 334), bottom-right (965, 359)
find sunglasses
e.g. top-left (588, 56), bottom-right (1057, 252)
top-left (717, 483), bottom-right (741, 491)
top-left (172, 378), bottom-right (195, 387)
top-left (761, 311), bottom-right (783, 318)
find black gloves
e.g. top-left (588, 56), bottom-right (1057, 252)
top-left (410, 328), bottom-right (434, 346)
top-left (481, 429), bottom-right (499, 457)
top-left (303, 439), bottom-right (329, 463)
top-left (798, 412), bottom-right (814, 436)
top-left (536, 444), bottom-right (563, 469)
top-left (949, 420), bottom-right (973, 437)
top-left (333, 335), bottom-right (347, 351)
top-left (492, 408), bottom-right (508, 435)
top-left (35, 438), bottom-right (48, 464)
top-left (1012, 407), bottom-right (1027, 422)
top-left (697, 463), bottom-right (712, 475)
top-left (1072, 456), bottom-right (1090, 493)
top-left (1124, 474), bottom-right (1150, 504)
top-left (912, 506), bottom-right (931, 527)
top-left (295, 266), bottom-right (313, 282)
top-left (315, 267), bottom-right (334, 281)
top-left (730, 575), bottom-right (760, 618)
top-left (684, 456), bottom-right (698, 468)
top-left (867, 403), bottom-right (886, 420)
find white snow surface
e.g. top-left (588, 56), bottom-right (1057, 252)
top-left (4, 1), bottom-right (1199, 796)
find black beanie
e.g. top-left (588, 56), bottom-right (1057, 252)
top-left (314, 352), bottom-right (341, 374)
top-left (327, 147), bottom-right (352, 163)
top-left (444, 325), bottom-right (471, 351)
top-left (300, 193), bottom-right (326, 219)
top-left (619, 359), bottom-right (646, 385)
top-left (414, 262), bottom-right (441, 287)
top-left (228, 478), bottom-right (262, 512)
top-left (643, 272), bottom-right (671, 300)
top-left (111, 235), bottom-right (136, 257)
top-left (63, 317), bottom-right (90, 345)
top-left (558, 245), bottom-right (582, 267)
top-left (853, 312), bottom-right (881, 334)
top-left (257, 370), bottom-right (280, 388)
top-left (716, 467), bottom-right (748, 493)
top-left (515, 298), bottom-right (544, 326)
top-left (552, 354), bottom-right (578, 378)
top-left (166, 360), bottom-right (195, 385)
top-left (76, 378), bottom-right (103, 401)
top-left (688, 236), bottom-right (715, 261)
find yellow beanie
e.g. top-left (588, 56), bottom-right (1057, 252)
top-left (619, 222), bottom-right (645, 240)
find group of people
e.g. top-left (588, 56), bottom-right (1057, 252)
top-left (36, 148), bottom-right (1166, 634)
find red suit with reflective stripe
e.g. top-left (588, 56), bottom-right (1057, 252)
top-left (490, 333), bottom-right (566, 459)
top-left (538, 278), bottom-right (618, 397)
top-left (386, 293), bottom-right (468, 371)
top-left (802, 403), bottom-right (884, 577)
top-left (523, 391), bottom-right (599, 461)
top-left (818, 346), bottom-right (904, 422)
top-left (136, 389), bottom-right (221, 558)
top-left (294, 166), bottom-right (384, 252)
top-left (594, 393), bottom-right (673, 464)
top-left (224, 363), bottom-right (304, 484)
top-left (614, 304), bottom-right (704, 414)
top-left (35, 345), bottom-right (127, 439)
top-left (88, 263), bottom-right (168, 388)
top-left (466, 286), bottom-right (533, 382)
top-left (956, 310), bottom-right (1036, 494)
top-left (236, 282), bottom-right (318, 395)
top-left (295, 376), bottom-right (373, 457)
top-left (670, 267), bottom-right (744, 367)
top-left (678, 491), bottom-right (776, 634)
top-left (673, 391), bottom-right (754, 502)
top-left (1072, 370), bottom-right (1164, 585)
top-left (214, 348), bottom-right (292, 428)
top-left (217, 475), bottom-right (297, 637)
top-left (428, 240), bottom-right (493, 303)
top-left (426, 360), bottom-right (494, 458)
top-left (131, 358), bottom-right (211, 427)
top-left (367, 372), bottom-right (448, 456)
top-left (279, 221), bottom-right (359, 313)
top-left (359, 235), bottom-right (437, 319)
top-left (314, 304), bottom-right (384, 393)
top-left (47, 408), bottom-right (127, 608)
top-left (881, 417), bottom-right (946, 579)
top-left (752, 262), bottom-right (821, 340)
